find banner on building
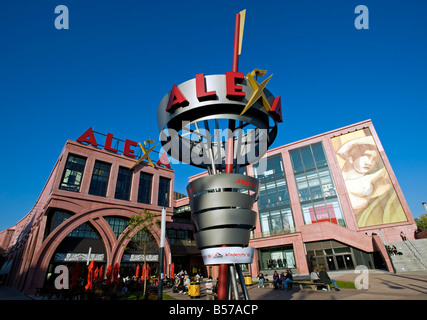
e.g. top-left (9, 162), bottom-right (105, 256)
top-left (122, 254), bottom-right (159, 262)
top-left (201, 247), bottom-right (255, 265)
top-left (331, 128), bottom-right (407, 227)
top-left (54, 253), bottom-right (105, 262)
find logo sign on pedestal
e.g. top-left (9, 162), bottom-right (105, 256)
top-left (201, 247), bottom-right (255, 265)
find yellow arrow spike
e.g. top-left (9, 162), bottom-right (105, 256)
top-left (144, 139), bottom-right (155, 146)
top-left (238, 9), bottom-right (246, 55)
top-left (250, 68), bottom-right (267, 77)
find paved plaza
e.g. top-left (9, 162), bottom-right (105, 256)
top-left (0, 270), bottom-right (426, 301)
top-left (164, 270), bottom-right (427, 301)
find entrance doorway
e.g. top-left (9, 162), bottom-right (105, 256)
top-left (306, 240), bottom-right (356, 271)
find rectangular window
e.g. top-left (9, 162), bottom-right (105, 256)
top-left (59, 154), bottom-right (87, 192)
top-left (89, 161), bottom-right (111, 196)
top-left (253, 154), bottom-right (284, 181)
top-left (138, 172), bottom-right (152, 204)
top-left (158, 177), bottom-right (170, 207)
top-left (255, 154), bottom-right (295, 237)
top-left (289, 142), bottom-right (346, 227)
top-left (259, 245), bottom-right (296, 270)
top-left (115, 166), bottom-right (132, 200)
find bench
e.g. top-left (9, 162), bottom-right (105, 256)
top-left (292, 280), bottom-right (330, 291)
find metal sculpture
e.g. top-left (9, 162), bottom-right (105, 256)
top-left (157, 9), bottom-right (282, 300)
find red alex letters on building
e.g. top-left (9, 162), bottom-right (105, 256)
top-left (76, 127), bottom-right (138, 158)
top-left (76, 127), bottom-right (172, 169)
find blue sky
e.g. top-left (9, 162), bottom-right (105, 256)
top-left (0, 0), bottom-right (426, 230)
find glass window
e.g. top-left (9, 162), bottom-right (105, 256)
top-left (166, 229), bottom-right (193, 241)
top-left (255, 154), bottom-right (296, 237)
top-left (158, 177), bottom-right (170, 207)
top-left (259, 245), bottom-right (296, 270)
top-left (258, 185), bottom-right (267, 210)
top-left (334, 247), bottom-right (351, 254)
top-left (59, 154), bottom-right (86, 192)
top-left (260, 212), bottom-right (270, 234)
top-left (272, 156), bottom-right (284, 179)
top-left (89, 160), bottom-right (111, 196)
top-left (167, 229), bottom-right (176, 239)
top-left (312, 143), bottom-right (327, 167)
top-left (67, 222), bottom-right (100, 239)
top-left (281, 208), bottom-right (295, 233)
top-left (270, 210), bottom-right (282, 231)
top-left (51, 210), bottom-right (72, 231)
top-left (44, 210), bottom-right (73, 238)
top-left (105, 216), bottom-right (129, 238)
top-left (289, 142), bottom-right (346, 227)
top-left (137, 172), bottom-right (152, 204)
top-left (115, 166), bottom-right (133, 200)
top-left (301, 146), bottom-right (315, 171)
top-left (290, 150), bottom-right (304, 173)
top-left (276, 179), bottom-right (289, 205)
top-left (254, 154), bottom-right (284, 181)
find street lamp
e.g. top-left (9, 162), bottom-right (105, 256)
top-left (158, 207), bottom-right (166, 300)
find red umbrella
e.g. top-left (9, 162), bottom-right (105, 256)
top-left (97, 265), bottom-right (104, 283)
top-left (136, 265), bottom-right (140, 278)
top-left (146, 264), bottom-right (150, 279)
top-left (94, 267), bottom-right (99, 283)
top-left (106, 265), bottom-right (112, 285)
top-left (85, 260), bottom-right (96, 291)
top-left (113, 263), bottom-right (120, 285)
top-left (70, 263), bottom-right (81, 288)
top-left (171, 263), bottom-right (175, 279)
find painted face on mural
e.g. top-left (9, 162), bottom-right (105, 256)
top-left (333, 131), bottom-right (407, 227)
top-left (351, 149), bottom-right (379, 174)
top-left (336, 136), bottom-right (380, 177)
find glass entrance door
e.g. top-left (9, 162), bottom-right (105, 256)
top-left (326, 256), bottom-right (336, 270)
top-left (336, 255), bottom-right (346, 270)
top-left (344, 254), bottom-right (354, 269)
top-left (335, 254), bottom-right (355, 270)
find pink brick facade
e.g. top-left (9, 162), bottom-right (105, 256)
top-left (0, 140), bottom-right (176, 295)
top-left (246, 119), bottom-right (416, 277)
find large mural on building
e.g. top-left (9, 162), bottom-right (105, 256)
top-left (331, 129), bottom-right (407, 227)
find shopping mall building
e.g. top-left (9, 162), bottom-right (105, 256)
top-left (0, 119), bottom-right (418, 295)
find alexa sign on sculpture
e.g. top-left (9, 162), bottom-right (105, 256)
top-left (157, 10), bottom-right (282, 276)
top-left (157, 71), bottom-right (282, 170)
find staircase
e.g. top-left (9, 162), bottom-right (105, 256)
top-left (388, 238), bottom-right (427, 272)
